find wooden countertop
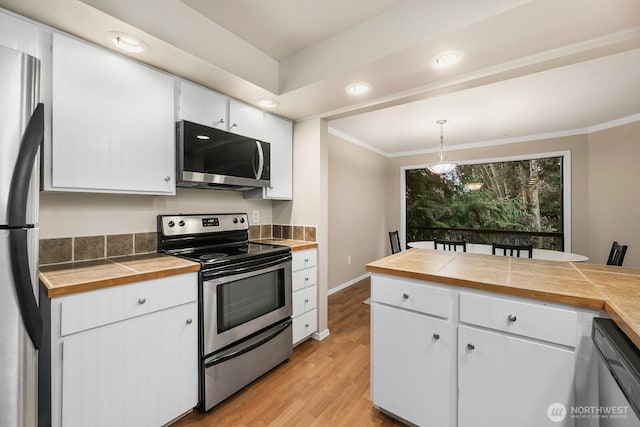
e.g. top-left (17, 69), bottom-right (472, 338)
top-left (366, 248), bottom-right (640, 348)
top-left (39, 253), bottom-right (200, 298)
top-left (253, 239), bottom-right (319, 251)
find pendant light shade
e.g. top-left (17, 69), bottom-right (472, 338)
top-left (426, 119), bottom-right (457, 175)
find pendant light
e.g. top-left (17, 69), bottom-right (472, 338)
top-left (426, 119), bottom-right (457, 174)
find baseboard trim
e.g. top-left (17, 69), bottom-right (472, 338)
top-left (312, 329), bottom-right (330, 341)
top-left (328, 273), bottom-right (371, 296)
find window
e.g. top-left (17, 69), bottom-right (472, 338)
top-left (404, 153), bottom-right (568, 250)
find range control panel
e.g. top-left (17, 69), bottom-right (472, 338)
top-left (159, 213), bottom-right (249, 236)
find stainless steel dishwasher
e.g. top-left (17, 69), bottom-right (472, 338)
top-left (593, 318), bottom-right (640, 427)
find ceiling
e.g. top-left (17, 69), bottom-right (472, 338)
top-left (1, 0), bottom-right (640, 156)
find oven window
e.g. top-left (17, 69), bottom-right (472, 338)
top-left (217, 269), bottom-right (285, 332)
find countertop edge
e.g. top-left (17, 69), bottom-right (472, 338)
top-left (41, 261), bottom-right (200, 298)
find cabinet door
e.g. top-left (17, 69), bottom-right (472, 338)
top-left (458, 326), bottom-right (575, 427)
top-left (179, 80), bottom-right (227, 129)
top-left (61, 303), bottom-right (197, 427)
top-left (264, 114), bottom-right (292, 199)
top-left (228, 99), bottom-right (265, 139)
top-left (371, 303), bottom-right (453, 427)
top-left (51, 33), bottom-right (175, 194)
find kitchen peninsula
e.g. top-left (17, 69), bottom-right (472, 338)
top-left (366, 249), bottom-right (640, 427)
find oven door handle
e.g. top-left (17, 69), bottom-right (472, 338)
top-left (204, 254), bottom-right (291, 280)
top-left (204, 318), bottom-right (292, 368)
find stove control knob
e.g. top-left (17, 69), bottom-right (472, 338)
top-left (168, 221), bottom-right (175, 228)
top-left (240, 218), bottom-right (245, 223)
top-left (178, 220), bottom-right (185, 227)
top-left (233, 218), bottom-right (238, 224)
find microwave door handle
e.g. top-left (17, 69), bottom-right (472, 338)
top-left (255, 141), bottom-right (264, 179)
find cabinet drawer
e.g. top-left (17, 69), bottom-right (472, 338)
top-left (292, 249), bottom-right (317, 271)
top-left (60, 273), bottom-right (197, 337)
top-left (459, 292), bottom-right (577, 347)
top-left (292, 267), bottom-right (317, 292)
top-left (293, 286), bottom-right (317, 318)
top-left (371, 276), bottom-right (451, 318)
top-left (293, 309), bottom-right (317, 344)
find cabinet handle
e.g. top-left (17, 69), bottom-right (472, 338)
top-left (402, 293), bottom-right (409, 299)
top-left (138, 298), bottom-right (146, 305)
top-left (304, 258), bottom-right (309, 262)
top-left (304, 277), bottom-right (309, 282)
top-left (164, 176), bottom-right (171, 182)
top-left (304, 298), bottom-right (309, 303)
top-left (433, 332), bottom-right (440, 340)
top-left (507, 314), bottom-right (517, 322)
top-left (231, 122), bottom-right (238, 128)
top-left (186, 318), bottom-right (193, 325)
top-left (305, 323), bottom-right (309, 328)
top-left (216, 118), bottom-right (225, 125)
top-left (467, 343), bottom-right (475, 350)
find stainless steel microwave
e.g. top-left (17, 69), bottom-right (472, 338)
top-left (176, 120), bottom-right (270, 190)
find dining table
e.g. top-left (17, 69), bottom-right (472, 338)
top-left (407, 241), bottom-right (589, 262)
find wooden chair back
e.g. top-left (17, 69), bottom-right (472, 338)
top-left (389, 231), bottom-right (401, 254)
top-left (492, 242), bottom-right (533, 258)
top-left (434, 239), bottom-right (467, 252)
top-left (606, 241), bottom-right (628, 266)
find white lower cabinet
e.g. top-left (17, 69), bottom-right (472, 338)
top-left (458, 325), bottom-right (575, 427)
top-left (372, 303), bottom-right (453, 427)
top-left (49, 273), bottom-right (198, 427)
top-left (292, 249), bottom-right (318, 345)
top-left (370, 274), bottom-right (599, 427)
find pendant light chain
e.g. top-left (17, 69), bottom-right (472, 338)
top-left (438, 119), bottom-right (447, 162)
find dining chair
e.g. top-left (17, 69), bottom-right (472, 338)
top-left (434, 239), bottom-right (467, 252)
top-left (606, 241), bottom-right (628, 266)
top-left (492, 242), bottom-right (533, 258)
top-left (389, 231), bottom-right (401, 254)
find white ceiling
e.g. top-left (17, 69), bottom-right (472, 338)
top-left (1, 0), bottom-right (640, 156)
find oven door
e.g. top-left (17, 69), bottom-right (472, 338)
top-left (201, 253), bottom-right (292, 355)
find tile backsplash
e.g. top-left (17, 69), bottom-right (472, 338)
top-left (249, 224), bottom-right (317, 242)
top-left (39, 232), bottom-right (157, 266)
top-left (40, 225), bottom-right (315, 266)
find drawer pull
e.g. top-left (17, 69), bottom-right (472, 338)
top-left (433, 332), bottom-right (440, 340)
top-left (186, 318), bottom-right (193, 325)
top-left (138, 298), bottom-right (146, 305)
top-left (304, 258), bottom-right (309, 262)
top-left (305, 323), bottom-right (309, 328)
top-left (467, 343), bottom-right (475, 350)
top-left (507, 314), bottom-right (517, 322)
top-left (304, 298), bottom-right (309, 303)
top-left (402, 293), bottom-right (409, 299)
top-left (305, 277), bottom-right (309, 282)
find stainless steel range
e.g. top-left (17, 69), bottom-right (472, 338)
top-left (157, 213), bottom-right (292, 411)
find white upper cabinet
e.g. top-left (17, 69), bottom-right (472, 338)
top-left (244, 114), bottom-right (293, 200)
top-left (178, 80), bottom-right (227, 129)
top-left (228, 99), bottom-right (265, 140)
top-left (48, 33), bottom-right (175, 195)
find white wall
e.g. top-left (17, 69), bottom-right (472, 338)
top-left (328, 133), bottom-right (387, 291)
top-left (39, 188), bottom-right (273, 238)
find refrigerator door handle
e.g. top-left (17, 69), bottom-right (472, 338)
top-left (8, 103), bottom-right (43, 227)
top-left (7, 103), bottom-right (44, 349)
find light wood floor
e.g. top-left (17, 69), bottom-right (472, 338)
top-left (171, 278), bottom-right (404, 427)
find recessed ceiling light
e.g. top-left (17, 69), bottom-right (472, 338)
top-left (107, 31), bottom-right (147, 53)
top-left (258, 99), bottom-right (278, 108)
top-left (430, 50), bottom-right (464, 70)
top-left (196, 135), bottom-right (210, 140)
top-left (345, 82), bottom-right (372, 96)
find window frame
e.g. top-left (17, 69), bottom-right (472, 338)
top-left (400, 150), bottom-right (572, 251)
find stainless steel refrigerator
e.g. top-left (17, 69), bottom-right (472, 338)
top-left (0, 44), bottom-right (45, 427)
